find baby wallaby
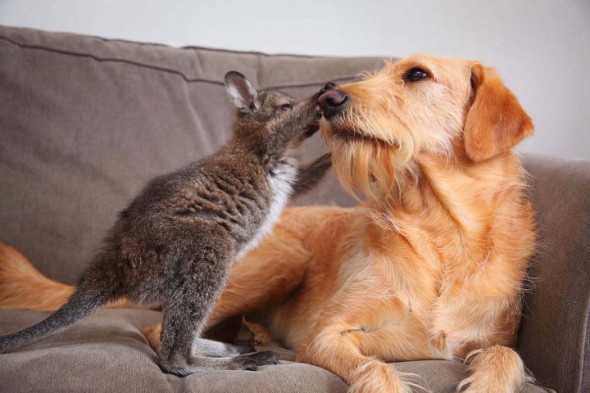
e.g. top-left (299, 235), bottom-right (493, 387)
top-left (0, 72), bottom-right (332, 376)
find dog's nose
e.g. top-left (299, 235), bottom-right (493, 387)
top-left (318, 90), bottom-right (348, 119)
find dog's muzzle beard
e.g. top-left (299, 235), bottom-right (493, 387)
top-left (319, 83), bottom-right (416, 203)
top-left (319, 100), bottom-right (388, 145)
top-left (324, 124), bottom-right (413, 204)
top-left (318, 88), bottom-right (399, 145)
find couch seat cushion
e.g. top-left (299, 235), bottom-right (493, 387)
top-left (0, 309), bottom-right (552, 392)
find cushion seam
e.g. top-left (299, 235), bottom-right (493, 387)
top-left (0, 35), bottom-right (356, 89)
top-left (2, 25), bottom-right (328, 59)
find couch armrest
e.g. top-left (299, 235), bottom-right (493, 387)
top-left (518, 154), bottom-right (590, 393)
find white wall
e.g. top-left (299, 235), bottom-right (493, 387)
top-left (1, 0), bottom-right (589, 159)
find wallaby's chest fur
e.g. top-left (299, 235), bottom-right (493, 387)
top-left (120, 143), bottom-right (298, 271)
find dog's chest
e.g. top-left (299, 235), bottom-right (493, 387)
top-left (428, 283), bottom-right (513, 359)
top-left (335, 248), bottom-right (476, 359)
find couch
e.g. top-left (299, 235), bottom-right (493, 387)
top-left (0, 25), bottom-right (588, 393)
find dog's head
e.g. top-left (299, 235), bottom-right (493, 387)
top-left (319, 54), bottom-right (533, 199)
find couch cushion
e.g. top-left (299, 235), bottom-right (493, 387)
top-left (0, 25), bottom-right (385, 284)
top-left (519, 154), bottom-right (590, 393)
top-left (0, 309), bottom-right (551, 393)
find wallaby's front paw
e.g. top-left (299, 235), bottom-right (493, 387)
top-left (304, 120), bottom-right (321, 137)
top-left (292, 152), bottom-right (332, 197)
top-left (319, 82), bottom-right (337, 95)
top-left (302, 99), bottom-right (322, 137)
top-left (312, 152), bottom-right (332, 169)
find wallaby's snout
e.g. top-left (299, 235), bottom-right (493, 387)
top-left (283, 96), bottom-right (323, 146)
top-left (297, 94), bottom-right (323, 138)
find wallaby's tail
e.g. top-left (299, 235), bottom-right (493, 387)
top-left (0, 243), bottom-right (132, 311)
top-left (0, 280), bottom-right (110, 352)
top-left (0, 243), bottom-right (75, 311)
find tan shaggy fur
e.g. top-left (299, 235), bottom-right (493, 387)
top-left (0, 54), bottom-right (535, 393)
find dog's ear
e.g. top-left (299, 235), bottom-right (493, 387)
top-left (463, 63), bottom-right (533, 162)
top-left (224, 71), bottom-right (260, 113)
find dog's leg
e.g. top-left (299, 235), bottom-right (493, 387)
top-left (296, 292), bottom-right (416, 393)
top-left (457, 346), bottom-right (529, 393)
top-left (298, 325), bottom-right (413, 393)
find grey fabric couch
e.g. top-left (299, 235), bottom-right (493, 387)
top-left (0, 25), bottom-right (588, 393)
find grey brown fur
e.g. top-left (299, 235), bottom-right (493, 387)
top-left (0, 72), bottom-right (331, 376)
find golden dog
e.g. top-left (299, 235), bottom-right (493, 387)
top-left (0, 54), bottom-right (535, 393)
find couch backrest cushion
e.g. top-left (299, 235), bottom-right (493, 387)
top-left (0, 25), bottom-right (385, 282)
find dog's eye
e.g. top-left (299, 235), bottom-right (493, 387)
top-left (404, 68), bottom-right (430, 82)
top-left (280, 103), bottom-right (292, 111)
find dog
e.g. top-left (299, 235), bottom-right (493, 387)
top-left (0, 54), bottom-right (535, 393)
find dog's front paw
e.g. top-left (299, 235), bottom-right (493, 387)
top-left (457, 346), bottom-right (528, 393)
top-left (347, 362), bottom-right (413, 393)
top-left (457, 376), bottom-right (507, 393)
top-left (457, 375), bottom-right (524, 393)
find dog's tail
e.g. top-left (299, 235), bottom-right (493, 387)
top-left (0, 275), bottom-right (111, 352)
top-left (0, 243), bottom-right (76, 312)
top-left (0, 243), bottom-right (131, 312)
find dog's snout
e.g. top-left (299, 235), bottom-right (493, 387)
top-left (318, 90), bottom-right (348, 119)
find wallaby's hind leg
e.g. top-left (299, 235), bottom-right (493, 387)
top-left (165, 351), bottom-right (279, 377)
top-left (144, 210), bottom-right (313, 352)
top-left (158, 299), bottom-right (278, 376)
top-left (193, 338), bottom-right (255, 357)
top-left (157, 249), bottom-right (278, 376)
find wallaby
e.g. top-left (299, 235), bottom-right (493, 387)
top-left (0, 71), bottom-right (332, 376)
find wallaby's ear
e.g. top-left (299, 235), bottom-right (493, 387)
top-left (463, 63), bottom-right (534, 162)
top-left (224, 71), bottom-right (260, 113)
